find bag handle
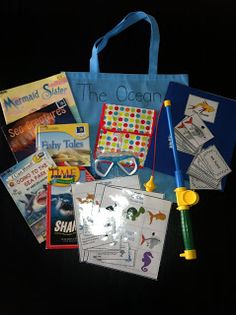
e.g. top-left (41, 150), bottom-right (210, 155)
top-left (89, 11), bottom-right (160, 75)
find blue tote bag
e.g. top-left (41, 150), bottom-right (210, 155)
top-left (66, 11), bottom-right (188, 199)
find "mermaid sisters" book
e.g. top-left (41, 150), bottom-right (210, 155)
top-left (0, 72), bottom-right (81, 124)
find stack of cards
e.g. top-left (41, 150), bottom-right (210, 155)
top-left (172, 113), bottom-right (214, 155)
top-left (187, 145), bottom-right (231, 189)
top-left (72, 175), bottom-right (171, 280)
top-left (168, 111), bottom-right (231, 190)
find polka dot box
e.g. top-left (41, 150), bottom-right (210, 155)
top-left (95, 104), bottom-right (157, 167)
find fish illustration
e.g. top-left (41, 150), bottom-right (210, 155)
top-left (126, 206), bottom-right (145, 221)
top-left (76, 193), bottom-right (95, 204)
top-left (141, 233), bottom-right (161, 249)
top-left (189, 100), bottom-right (215, 116)
top-left (184, 117), bottom-right (206, 139)
top-left (141, 251), bottom-right (154, 272)
top-left (148, 210), bottom-right (166, 224)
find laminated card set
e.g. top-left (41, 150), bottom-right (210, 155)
top-left (72, 180), bottom-right (171, 280)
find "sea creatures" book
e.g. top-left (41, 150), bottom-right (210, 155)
top-left (1, 98), bottom-right (76, 162)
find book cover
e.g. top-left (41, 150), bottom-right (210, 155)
top-left (0, 72), bottom-right (81, 124)
top-left (145, 82), bottom-right (236, 190)
top-left (0, 150), bottom-right (56, 243)
top-left (36, 123), bottom-right (91, 166)
top-left (1, 98), bottom-right (76, 162)
top-left (46, 166), bottom-right (94, 249)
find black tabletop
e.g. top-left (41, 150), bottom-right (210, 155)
top-left (1, 1), bottom-right (235, 314)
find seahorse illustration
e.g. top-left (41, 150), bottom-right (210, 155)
top-left (189, 100), bottom-right (215, 116)
top-left (141, 251), bottom-right (154, 272)
top-left (148, 210), bottom-right (166, 224)
top-left (126, 206), bottom-right (145, 221)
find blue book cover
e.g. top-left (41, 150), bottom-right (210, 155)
top-left (0, 150), bottom-right (56, 243)
top-left (145, 82), bottom-right (236, 190)
top-left (1, 98), bottom-right (76, 162)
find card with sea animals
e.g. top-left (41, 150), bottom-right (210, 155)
top-left (83, 186), bottom-right (172, 280)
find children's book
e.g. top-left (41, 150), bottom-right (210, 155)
top-left (1, 99), bottom-right (76, 162)
top-left (36, 123), bottom-right (91, 167)
top-left (0, 150), bottom-right (56, 243)
top-left (46, 166), bottom-right (94, 249)
top-left (76, 185), bottom-right (172, 280)
top-left (145, 82), bottom-right (236, 190)
top-left (0, 72), bottom-right (81, 124)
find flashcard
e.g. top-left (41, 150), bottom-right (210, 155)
top-left (183, 113), bottom-right (214, 146)
top-left (186, 145), bottom-right (231, 190)
top-left (189, 176), bottom-right (222, 190)
top-left (79, 233), bottom-right (113, 250)
top-left (84, 186), bottom-right (172, 280)
top-left (88, 249), bottom-right (136, 267)
top-left (88, 243), bottom-right (129, 261)
top-left (175, 119), bottom-right (199, 151)
top-left (200, 145), bottom-right (231, 180)
top-left (95, 183), bottom-right (165, 205)
top-left (187, 161), bottom-right (221, 189)
top-left (184, 94), bottom-right (219, 123)
top-left (173, 133), bottom-right (198, 155)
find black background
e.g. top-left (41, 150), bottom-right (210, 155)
top-left (0, 1), bottom-right (235, 314)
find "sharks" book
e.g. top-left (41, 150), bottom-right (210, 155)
top-left (46, 166), bottom-right (94, 249)
top-left (0, 150), bottom-right (56, 243)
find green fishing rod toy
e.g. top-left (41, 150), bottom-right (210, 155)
top-left (164, 99), bottom-right (199, 260)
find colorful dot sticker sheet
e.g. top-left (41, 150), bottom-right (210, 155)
top-left (95, 104), bottom-right (156, 166)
